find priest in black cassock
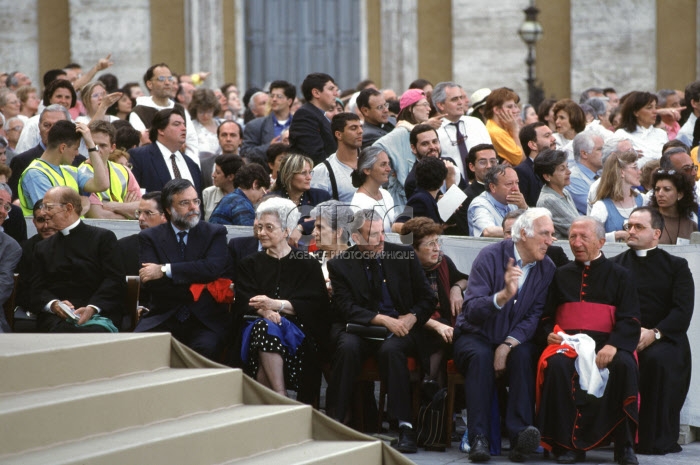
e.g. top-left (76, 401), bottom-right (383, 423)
top-left (537, 217), bottom-right (640, 465)
top-left (611, 207), bottom-right (694, 455)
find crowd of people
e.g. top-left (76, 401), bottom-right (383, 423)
top-left (1, 60), bottom-right (698, 464)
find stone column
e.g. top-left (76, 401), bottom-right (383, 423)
top-left (184, 0), bottom-right (224, 89)
top-left (570, 0), bottom-right (656, 97)
top-left (0, 0), bottom-right (39, 87)
top-left (452, 0), bottom-right (531, 101)
top-left (380, 0), bottom-right (418, 93)
top-left (68, 0), bottom-right (151, 86)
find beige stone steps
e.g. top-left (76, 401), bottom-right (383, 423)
top-left (1, 403), bottom-right (313, 465)
top-left (0, 368), bottom-right (243, 457)
top-left (0, 333), bottom-right (172, 395)
top-left (224, 440), bottom-right (383, 464)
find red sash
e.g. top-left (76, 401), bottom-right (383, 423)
top-left (556, 302), bottom-right (616, 333)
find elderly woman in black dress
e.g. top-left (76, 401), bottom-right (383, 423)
top-left (236, 197), bottom-right (330, 403)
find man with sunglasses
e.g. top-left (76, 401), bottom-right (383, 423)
top-left (611, 206), bottom-right (694, 456)
top-left (129, 63), bottom-right (199, 166)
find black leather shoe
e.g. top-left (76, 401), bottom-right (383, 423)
top-left (615, 446), bottom-right (638, 465)
top-left (509, 426), bottom-right (541, 462)
top-left (556, 449), bottom-right (586, 464)
top-left (469, 434), bottom-right (490, 462)
top-left (394, 425), bottom-right (417, 454)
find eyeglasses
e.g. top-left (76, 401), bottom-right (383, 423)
top-left (421, 238), bottom-right (443, 249)
top-left (153, 76), bottom-right (176, 82)
top-left (623, 223), bottom-right (648, 232)
top-left (294, 170), bottom-right (312, 177)
top-left (177, 199), bottom-right (201, 208)
top-left (269, 93), bottom-right (287, 100)
top-left (39, 203), bottom-right (66, 212)
top-left (255, 224), bottom-right (282, 233)
top-left (681, 164), bottom-right (699, 173)
top-left (373, 103), bottom-right (389, 111)
top-left (135, 209), bottom-right (161, 217)
top-left (0, 202), bottom-right (11, 212)
top-left (91, 92), bottom-right (106, 99)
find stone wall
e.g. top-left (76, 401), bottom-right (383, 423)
top-left (0, 0), bottom-right (39, 87)
top-left (570, 0), bottom-right (657, 98)
top-left (68, 0), bottom-right (151, 86)
top-left (452, 0), bottom-right (531, 102)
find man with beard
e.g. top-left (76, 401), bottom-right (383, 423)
top-left (136, 179), bottom-right (232, 359)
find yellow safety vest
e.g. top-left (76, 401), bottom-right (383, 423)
top-left (80, 161), bottom-right (130, 203)
top-left (18, 159), bottom-right (80, 216)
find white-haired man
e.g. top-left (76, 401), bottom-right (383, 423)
top-left (453, 208), bottom-right (556, 462)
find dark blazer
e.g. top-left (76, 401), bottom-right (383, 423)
top-left (4, 205), bottom-right (27, 244)
top-left (8, 144), bottom-right (44, 201)
top-left (361, 121), bottom-right (394, 148)
top-left (240, 114), bottom-right (276, 166)
top-left (227, 236), bottom-right (260, 281)
top-left (289, 103), bottom-right (337, 165)
top-left (129, 143), bottom-right (202, 196)
top-left (31, 222), bottom-right (126, 328)
top-left (117, 233), bottom-right (140, 277)
top-left (327, 242), bottom-right (436, 327)
top-left (135, 221), bottom-right (231, 337)
top-left (396, 188), bottom-right (441, 224)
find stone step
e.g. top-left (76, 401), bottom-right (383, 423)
top-left (0, 333), bottom-right (172, 395)
top-left (0, 368), bottom-right (242, 456)
top-left (2, 403), bottom-right (313, 465)
top-left (224, 440), bottom-right (383, 464)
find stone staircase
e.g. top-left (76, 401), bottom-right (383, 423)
top-left (0, 333), bottom-right (412, 465)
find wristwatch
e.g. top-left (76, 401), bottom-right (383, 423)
top-left (503, 341), bottom-right (513, 349)
top-left (653, 328), bottom-right (661, 340)
top-left (160, 265), bottom-right (167, 275)
top-left (87, 146), bottom-right (99, 152)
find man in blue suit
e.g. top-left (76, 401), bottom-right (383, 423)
top-left (136, 179), bottom-right (231, 360)
top-left (129, 108), bottom-right (203, 197)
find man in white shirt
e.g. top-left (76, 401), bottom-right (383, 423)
top-left (432, 81), bottom-right (492, 178)
top-left (129, 63), bottom-right (199, 166)
top-left (311, 112), bottom-right (361, 203)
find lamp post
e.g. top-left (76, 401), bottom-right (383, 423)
top-left (518, 2), bottom-right (544, 108)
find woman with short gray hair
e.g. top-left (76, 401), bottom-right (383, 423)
top-left (236, 196), bottom-right (329, 404)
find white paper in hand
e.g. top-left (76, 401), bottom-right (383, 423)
top-left (437, 184), bottom-right (467, 222)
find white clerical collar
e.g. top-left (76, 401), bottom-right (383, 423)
top-left (61, 219), bottom-right (81, 236)
top-left (634, 246), bottom-right (657, 257)
top-left (583, 252), bottom-right (602, 266)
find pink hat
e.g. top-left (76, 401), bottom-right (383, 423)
top-left (399, 89), bottom-right (425, 111)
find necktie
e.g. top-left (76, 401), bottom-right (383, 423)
top-left (451, 122), bottom-right (469, 173)
top-left (177, 230), bottom-right (187, 258)
top-left (175, 230), bottom-right (190, 322)
top-left (171, 153), bottom-right (182, 179)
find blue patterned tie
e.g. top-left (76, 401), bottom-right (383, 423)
top-left (177, 231), bottom-right (187, 258)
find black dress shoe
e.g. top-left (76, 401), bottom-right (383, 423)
top-left (615, 446), bottom-right (638, 465)
top-left (469, 434), bottom-right (490, 462)
top-left (394, 425), bottom-right (417, 453)
top-left (509, 426), bottom-right (541, 462)
top-left (556, 449), bottom-right (586, 464)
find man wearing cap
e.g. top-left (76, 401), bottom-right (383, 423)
top-left (432, 82), bottom-right (492, 179)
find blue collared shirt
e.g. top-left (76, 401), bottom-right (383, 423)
top-left (566, 162), bottom-right (598, 215)
top-left (272, 113), bottom-right (291, 139)
top-left (467, 191), bottom-right (517, 237)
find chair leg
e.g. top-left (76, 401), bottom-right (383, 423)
top-left (446, 377), bottom-right (457, 446)
top-left (377, 380), bottom-right (386, 432)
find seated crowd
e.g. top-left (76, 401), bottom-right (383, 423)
top-left (1, 62), bottom-right (699, 464)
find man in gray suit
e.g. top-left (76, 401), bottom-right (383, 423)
top-left (0, 183), bottom-right (27, 331)
top-left (240, 80), bottom-right (296, 166)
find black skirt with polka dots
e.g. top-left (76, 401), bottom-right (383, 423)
top-left (244, 317), bottom-right (317, 392)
